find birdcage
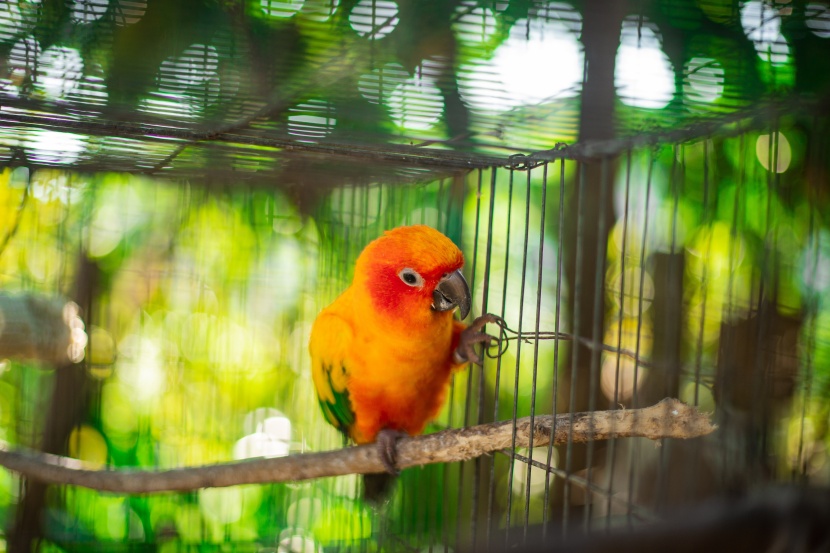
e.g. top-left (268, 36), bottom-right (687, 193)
top-left (1, 1), bottom-right (830, 552)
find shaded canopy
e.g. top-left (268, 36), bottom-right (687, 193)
top-left (0, 0), bottom-right (829, 191)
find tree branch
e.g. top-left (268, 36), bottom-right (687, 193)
top-left (0, 398), bottom-right (714, 494)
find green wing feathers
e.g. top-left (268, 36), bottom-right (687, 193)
top-left (317, 363), bottom-right (355, 433)
top-left (309, 312), bottom-right (356, 439)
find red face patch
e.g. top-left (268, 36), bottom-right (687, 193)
top-left (364, 262), bottom-right (442, 316)
top-left (354, 225), bottom-right (465, 318)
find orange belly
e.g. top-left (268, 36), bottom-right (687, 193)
top-left (347, 355), bottom-right (454, 444)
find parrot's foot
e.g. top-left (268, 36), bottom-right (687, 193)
top-left (376, 429), bottom-right (407, 475)
top-left (454, 313), bottom-right (502, 365)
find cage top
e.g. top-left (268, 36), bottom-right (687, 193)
top-left (1, 1), bottom-right (829, 188)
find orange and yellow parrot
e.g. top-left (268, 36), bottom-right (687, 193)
top-left (309, 225), bottom-right (495, 500)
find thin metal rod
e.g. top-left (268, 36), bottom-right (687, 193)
top-left (506, 165), bottom-right (531, 545)
top-left (465, 169), bottom-right (485, 551)
top-left (486, 168), bottom-right (513, 550)
top-left (625, 148), bottom-right (655, 523)
top-left (478, 167), bottom-right (498, 552)
top-left (523, 163), bottom-right (548, 539)
top-left (605, 148), bottom-right (632, 525)
top-left (563, 160), bottom-right (586, 533)
top-left (542, 158), bottom-right (566, 537)
top-left (583, 155), bottom-right (611, 531)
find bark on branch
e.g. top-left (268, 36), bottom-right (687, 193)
top-left (0, 398), bottom-right (714, 494)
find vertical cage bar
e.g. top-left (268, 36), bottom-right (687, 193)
top-left (562, 160), bottom-right (585, 534)
top-left (542, 158), bottom-right (567, 538)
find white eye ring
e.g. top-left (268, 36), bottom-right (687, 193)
top-left (398, 268), bottom-right (424, 288)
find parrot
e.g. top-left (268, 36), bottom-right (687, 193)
top-left (309, 224), bottom-right (497, 502)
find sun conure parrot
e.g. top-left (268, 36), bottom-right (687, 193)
top-left (309, 225), bottom-right (497, 502)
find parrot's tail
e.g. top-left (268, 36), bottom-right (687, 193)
top-left (363, 473), bottom-right (397, 505)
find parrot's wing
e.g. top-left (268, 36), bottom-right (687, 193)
top-left (309, 312), bottom-right (356, 438)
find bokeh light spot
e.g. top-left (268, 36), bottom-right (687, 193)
top-left (233, 432), bottom-right (290, 458)
top-left (389, 72), bottom-right (444, 131)
top-left (608, 268), bottom-right (655, 315)
top-left (687, 221), bottom-right (747, 279)
top-left (679, 380), bottom-right (716, 411)
top-left (87, 203), bottom-right (125, 257)
top-left (683, 57), bottom-right (724, 103)
top-left (7, 35), bottom-right (40, 80)
top-left (27, 130), bottom-right (87, 165)
top-left (161, 43), bottom-right (219, 87)
top-left (286, 498), bottom-right (323, 529)
top-left (600, 355), bottom-right (646, 402)
top-left (88, 326), bottom-right (115, 377)
top-left (142, 43), bottom-right (220, 118)
top-left (114, 0), bottom-right (147, 25)
top-left (64, 301), bottom-right (88, 363)
top-left (358, 62), bottom-right (407, 104)
top-left (261, 0), bottom-right (305, 18)
top-left (101, 382), bottom-right (139, 450)
top-left (116, 333), bottom-right (167, 404)
top-left (278, 534), bottom-right (323, 553)
top-left (806, 3), bottom-right (830, 38)
top-left (741, 1), bottom-right (790, 64)
top-left (302, 0), bottom-right (339, 21)
top-left (601, 317), bottom-right (652, 402)
top-left (199, 486), bottom-right (262, 525)
top-left (287, 100), bottom-right (336, 142)
top-left (234, 412), bottom-right (292, 459)
top-left (511, 447), bottom-right (557, 495)
top-left (453, 2), bottom-right (497, 44)
top-left (459, 11), bottom-right (583, 112)
top-left (199, 486), bottom-right (243, 524)
top-left (0, 3), bottom-right (24, 43)
top-left (800, 230), bottom-right (830, 294)
top-left (349, 0), bottom-right (399, 39)
top-left (174, 504), bottom-right (203, 543)
top-left (72, 0), bottom-right (109, 23)
top-left (68, 425), bottom-right (108, 468)
top-left (756, 132), bottom-right (792, 173)
top-left (616, 17), bottom-right (674, 109)
top-left (312, 506), bottom-right (372, 542)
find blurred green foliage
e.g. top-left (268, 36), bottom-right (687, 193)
top-left (2, 113), bottom-right (830, 548)
top-left (1, 0), bottom-right (830, 550)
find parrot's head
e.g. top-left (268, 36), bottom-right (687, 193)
top-left (354, 225), bottom-right (471, 320)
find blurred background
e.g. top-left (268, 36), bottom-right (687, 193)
top-left (1, 0), bottom-right (830, 551)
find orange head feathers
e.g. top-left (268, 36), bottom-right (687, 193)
top-left (353, 225), bottom-right (468, 320)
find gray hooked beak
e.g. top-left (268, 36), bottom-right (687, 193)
top-left (432, 269), bottom-right (471, 320)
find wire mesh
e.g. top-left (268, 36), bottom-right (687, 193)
top-left (2, 0), bottom-right (828, 187)
top-left (1, 103), bottom-right (829, 551)
top-left (1, 1), bottom-right (830, 551)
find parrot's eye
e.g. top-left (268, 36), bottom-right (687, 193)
top-left (398, 268), bottom-right (424, 288)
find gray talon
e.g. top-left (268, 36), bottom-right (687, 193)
top-left (376, 429), bottom-right (406, 475)
top-left (455, 314), bottom-right (500, 365)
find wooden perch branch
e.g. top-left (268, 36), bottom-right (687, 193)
top-left (0, 398), bottom-right (714, 494)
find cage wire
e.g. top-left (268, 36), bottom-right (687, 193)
top-left (0, 102), bottom-right (828, 552)
top-left (1, 0), bottom-right (830, 552)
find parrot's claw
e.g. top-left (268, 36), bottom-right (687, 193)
top-left (376, 429), bottom-right (407, 475)
top-left (455, 313), bottom-right (502, 365)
